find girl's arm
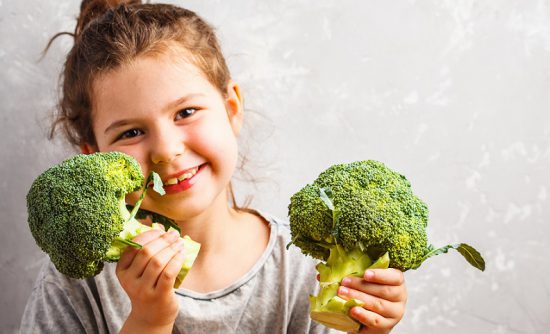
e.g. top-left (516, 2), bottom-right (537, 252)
top-left (337, 269), bottom-right (407, 334)
top-left (116, 228), bottom-right (187, 334)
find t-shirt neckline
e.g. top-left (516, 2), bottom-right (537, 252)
top-left (174, 212), bottom-right (279, 300)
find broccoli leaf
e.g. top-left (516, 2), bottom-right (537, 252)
top-left (319, 188), bottom-right (334, 211)
top-left (455, 243), bottom-right (486, 271)
top-left (418, 243), bottom-right (485, 271)
top-left (129, 171), bottom-right (165, 222)
top-left (152, 172), bottom-right (166, 196)
top-left (130, 207), bottom-right (181, 233)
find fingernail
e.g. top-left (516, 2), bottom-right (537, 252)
top-left (365, 270), bottom-right (374, 280)
top-left (341, 277), bottom-right (351, 286)
top-left (338, 286), bottom-right (349, 295)
top-left (169, 230), bottom-right (180, 237)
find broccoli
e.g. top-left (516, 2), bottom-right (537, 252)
top-left (288, 160), bottom-right (485, 332)
top-left (27, 152), bottom-right (200, 288)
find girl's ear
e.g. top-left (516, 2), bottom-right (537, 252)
top-left (225, 80), bottom-right (244, 136)
top-left (80, 143), bottom-right (97, 155)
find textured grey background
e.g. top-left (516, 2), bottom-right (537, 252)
top-left (2, 1), bottom-right (549, 333)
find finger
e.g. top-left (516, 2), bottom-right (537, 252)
top-left (349, 306), bottom-right (395, 331)
top-left (155, 245), bottom-right (187, 292)
top-left (131, 228), bottom-right (164, 245)
top-left (363, 269), bottom-right (404, 286)
top-left (117, 245), bottom-right (139, 272)
top-left (126, 230), bottom-right (181, 278)
top-left (338, 286), bottom-right (403, 319)
top-left (140, 238), bottom-right (185, 287)
top-left (116, 229), bottom-right (164, 271)
top-left (341, 276), bottom-right (406, 302)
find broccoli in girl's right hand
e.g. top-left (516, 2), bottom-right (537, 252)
top-left (26, 152), bottom-right (200, 288)
top-left (287, 160), bottom-right (485, 332)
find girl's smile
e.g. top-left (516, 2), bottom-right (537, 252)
top-left (162, 163), bottom-right (207, 195)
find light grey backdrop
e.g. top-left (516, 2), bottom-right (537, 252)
top-left (2, 1), bottom-right (549, 333)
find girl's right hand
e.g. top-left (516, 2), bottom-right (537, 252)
top-left (116, 228), bottom-right (187, 334)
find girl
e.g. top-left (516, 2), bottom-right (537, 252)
top-left (21, 1), bottom-right (407, 333)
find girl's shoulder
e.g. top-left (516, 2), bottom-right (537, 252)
top-left (255, 210), bottom-right (292, 236)
top-left (257, 210), bottom-right (319, 275)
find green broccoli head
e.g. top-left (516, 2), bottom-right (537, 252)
top-left (288, 160), bottom-right (485, 332)
top-left (27, 152), bottom-right (200, 286)
top-left (289, 160), bottom-right (430, 270)
top-left (27, 152), bottom-right (143, 278)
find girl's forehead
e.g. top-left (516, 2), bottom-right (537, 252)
top-left (90, 54), bottom-right (218, 124)
top-left (94, 53), bottom-right (209, 99)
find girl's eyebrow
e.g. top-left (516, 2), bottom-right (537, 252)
top-left (163, 93), bottom-right (205, 112)
top-left (104, 93), bottom-right (205, 134)
top-left (104, 119), bottom-right (134, 134)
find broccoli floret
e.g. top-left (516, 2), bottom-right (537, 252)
top-left (27, 152), bottom-right (200, 288)
top-left (288, 160), bottom-right (485, 332)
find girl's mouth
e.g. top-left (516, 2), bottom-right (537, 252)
top-left (162, 164), bottom-right (206, 194)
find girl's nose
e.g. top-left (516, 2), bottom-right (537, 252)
top-left (150, 129), bottom-right (185, 164)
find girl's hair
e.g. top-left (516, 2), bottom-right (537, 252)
top-left (47, 0), bottom-right (253, 210)
top-left (48, 0), bottom-right (231, 148)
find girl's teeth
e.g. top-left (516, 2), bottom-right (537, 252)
top-left (177, 167), bottom-right (199, 182)
top-left (163, 167), bottom-right (200, 186)
top-left (165, 178), bottom-right (178, 185)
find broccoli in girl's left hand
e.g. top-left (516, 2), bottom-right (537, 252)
top-left (26, 152), bottom-right (200, 288)
top-left (288, 160), bottom-right (485, 332)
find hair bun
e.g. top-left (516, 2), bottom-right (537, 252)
top-left (75, 0), bottom-right (141, 37)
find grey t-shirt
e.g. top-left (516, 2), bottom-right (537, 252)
top-left (20, 214), bottom-right (336, 334)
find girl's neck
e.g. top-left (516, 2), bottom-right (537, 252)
top-left (173, 190), bottom-right (242, 255)
top-left (174, 191), bottom-right (270, 293)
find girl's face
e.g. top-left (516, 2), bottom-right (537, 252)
top-left (86, 52), bottom-right (243, 221)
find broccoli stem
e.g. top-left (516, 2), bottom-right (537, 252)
top-left (105, 171), bottom-right (162, 260)
top-left (103, 172), bottom-right (200, 288)
top-left (104, 198), bottom-right (149, 260)
top-left (310, 246), bottom-right (390, 332)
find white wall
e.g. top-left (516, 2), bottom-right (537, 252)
top-left (2, 1), bottom-right (549, 333)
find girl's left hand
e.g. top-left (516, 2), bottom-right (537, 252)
top-left (338, 269), bottom-right (407, 334)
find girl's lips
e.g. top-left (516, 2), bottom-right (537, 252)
top-left (163, 164), bottom-right (206, 194)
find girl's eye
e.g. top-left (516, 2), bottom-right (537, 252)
top-left (117, 128), bottom-right (143, 140)
top-left (175, 108), bottom-right (197, 120)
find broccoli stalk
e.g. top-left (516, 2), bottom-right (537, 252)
top-left (310, 244), bottom-right (390, 332)
top-left (27, 152), bottom-right (200, 288)
top-left (306, 189), bottom-right (394, 332)
top-left (287, 160), bottom-right (485, 332)
top-left (102, 171), bottom-right (200, 288)
top-left (105, 171), bottom-right (164, 259)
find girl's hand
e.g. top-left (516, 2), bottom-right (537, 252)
top-left (116, 228), bottom-right (187, 333)
top-left (338, 269), bottom-right (407, 334)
